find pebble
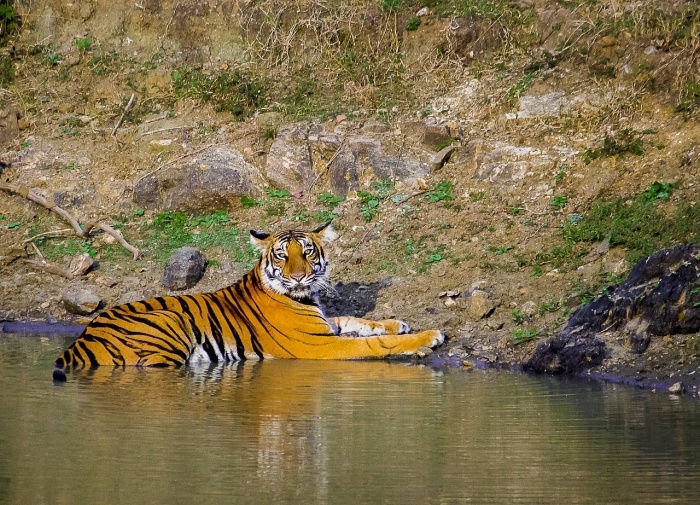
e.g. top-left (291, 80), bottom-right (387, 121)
top-left (668, 382), bottom-right (684, 395)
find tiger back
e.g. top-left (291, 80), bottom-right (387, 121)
top-left (54, 222), bottom-right (444, 370)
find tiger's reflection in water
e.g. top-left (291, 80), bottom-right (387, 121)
top-left (64, 359), bottom-right (445, 501)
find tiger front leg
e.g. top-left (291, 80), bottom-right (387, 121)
top-left (329, 316), bottom-right (411, 337)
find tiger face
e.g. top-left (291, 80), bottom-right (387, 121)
top-left (250, 222), bottom-right (337, 299)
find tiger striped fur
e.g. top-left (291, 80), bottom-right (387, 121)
top-left (55, 222), bottom-right (444, 368)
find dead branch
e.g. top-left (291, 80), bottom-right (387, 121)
top-left (111, 93), bottom-right (137, 136)
top-left (24, 260), bottom-right (74, 279)
top-left (0, 183), bottom-right (141, 260)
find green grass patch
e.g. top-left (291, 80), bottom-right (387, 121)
top-left (141, 210), bottom-right (259, 267)
top-left (540, 182), bottom-right (699, 271)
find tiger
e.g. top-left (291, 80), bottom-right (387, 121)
top-left (54, 222), bottom-right (444, 371)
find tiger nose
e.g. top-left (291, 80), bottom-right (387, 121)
top-left (290, 273), bottom-right (305, 282)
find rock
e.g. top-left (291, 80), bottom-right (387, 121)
top-left (265, 124), bottom-right (314, 193)
top-left (513, 92), bottom-right (570, 119)
top-left (163, 247), bottom-right (208, 290)
top-left (525, 244), bottom-right (700, 375)
top-left (463, 289), bottom-right (496, 320)
top-left (416, 7), bottom-right (430, 16)
top-left (329, 136), bottom-right (430, 196)
top-left (134, 145), bottom-right (265, 212)
top-left (68, 253), bottom-right (95, 276)
top-left (668, 382), bottom-right (684, 395)
top-left (62, 289), bottom-right (102, 315)
top-left (0, 109), bottom-right (19, 149)
top-left (430, 145), bottom-right (455, 171)
top-left (521, 300), bottom-right (537, 317)
top-left (472, 141), bottom-right (560, 187)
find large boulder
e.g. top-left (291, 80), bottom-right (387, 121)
top-left (134, 145), bottom-right (265, 213)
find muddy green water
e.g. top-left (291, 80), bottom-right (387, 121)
top-left (1, 334), bottom-right (699, 505)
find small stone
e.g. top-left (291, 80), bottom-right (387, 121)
top-left (17, 117), bottom-right (29, 130)
top-left (463, 289), bottom-right (497, 320)
top-left (430, 145), bottom-right (455, 171)
top-left (62, 289), bottom-right (102, 315)
top-left (335, 114), bottom-right (347, 124)
top-left (444, 298), bottom-right (456, 307)
top-left (416, 7), bottom-right (430, 16)
top-left (668, 382), bottom-right (684, 395)
top-left (68, 253), bottom-right (95, 277)
top-left (416, 346), bottom-right (433, 358)
top-left (521, 300), bottom-right (537, 317)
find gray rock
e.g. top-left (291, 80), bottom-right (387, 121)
top-left (163, 247), bottom-right (208, 290)
top-left (62, 289), bottom-right (102, 315)
top-left (430, 145), bottom-right (455, 171)
top-left (265, 124), bottom-right (314, 192)
top-left (134, 145), bottom-right (264, 213)
top-left (515, 92), bottom-right (569, 119)
top-left (472, 141), bottom-right (558, 187)
top-left (329, 136), bottom-right (430, 196)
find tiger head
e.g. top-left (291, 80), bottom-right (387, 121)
top-left (250, 222), bottom-right (337, 299)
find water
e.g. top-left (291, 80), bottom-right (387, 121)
top-left (1, 334), bottom-right (699, 505)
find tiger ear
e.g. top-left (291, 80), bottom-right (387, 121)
top-left (250, 229), bottom-right (271, 252)
top-left (312, 221), bottom-right (337, 244)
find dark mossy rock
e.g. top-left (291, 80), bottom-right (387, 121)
top-left (525, 243), bottom-right (700, 374)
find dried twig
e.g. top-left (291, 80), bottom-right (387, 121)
top-left (0, 183), bottom-right (140, 260)
top-left (141, 126), bottom-right (194, 136)
top-left (111, 93), bottom-right (137, 136)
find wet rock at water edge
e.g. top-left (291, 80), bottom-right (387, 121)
top-left (525, 244), bottom-right (700, 375)
top-left (668, 382), bottom-right (684, 395)
top-left (163, 247), bottom-right (208, 290)
top-left (62, 289), bottom-right (102, 315)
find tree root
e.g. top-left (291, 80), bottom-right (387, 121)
top-left (0, 183), bottom-right (141, 260)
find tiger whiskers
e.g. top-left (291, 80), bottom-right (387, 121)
top-left (316, 279), bottom-right (338, 299)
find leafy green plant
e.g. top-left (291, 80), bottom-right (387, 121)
top-left (0, 1), bottom-right (16, 39)
top-left (537, 301), bottom-right (562, 315)
top-left (494, 245), bottom-right (514, 256)
top-left (550, 194), bottom-right (567, 210)
top-left (380, 0), bottom-right (403, 12)
top-left (512, 309), bottom-right (525, 325)
top-left (425, 182), bottom-right (456, 205)
top-left (406, 17), bottom-right (421, 31)
top-left (511, 328), bottom-right (540, 344)
top-left (7, 221), bottom-right (20, 229)
top-left (265, 188), bottom-right (290, 199)
top-left (241, 196), bottom-right (263, 209)
top-left (75, 37), bottom-right (92, 52)
top-left (583, 129), bottom-right (649, 164)
top-left (357, 179), bottom-right (393, 221)
top-left (317, 192), bottom-right (344, 209)
top-left (643, 181), bottom-right (675, 202)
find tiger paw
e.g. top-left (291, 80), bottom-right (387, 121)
top-left (422, 330), bottom-right (445, 348)
top-left (380, 319), bottom-right (411, 335)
